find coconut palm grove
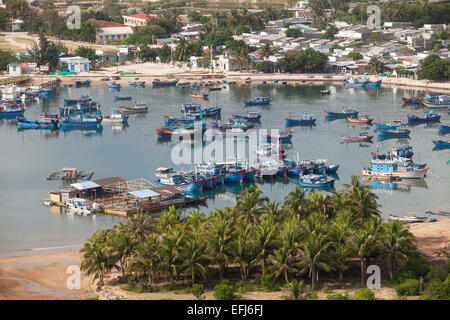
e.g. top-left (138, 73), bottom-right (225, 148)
top-left (80, 175), bottom-right (450, 300)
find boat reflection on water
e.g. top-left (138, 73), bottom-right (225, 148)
top-left (59, 126), bottom-right (103, 137)
top-left (377, 135), bottom-right (410, 143)
top-left (112, 123), bottom-right (129, 133)
top-left (363, 177), bottom-right (428, 193)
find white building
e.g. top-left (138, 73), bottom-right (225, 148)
top-left (123, 14), bottom-right (158, 28)
top-left (59, 56), bottom-right (90, 73)
top-left (7, 62), bottom-right (22, 75)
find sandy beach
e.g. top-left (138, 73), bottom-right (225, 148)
top-left (0, 218), bottom-right (448, 300)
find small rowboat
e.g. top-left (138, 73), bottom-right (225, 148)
top-left (114, 96), bottom-right (132, 101)
top-left (119, 103), bottom-right (148, 114)
top-left (432, 140), bottom-right (450, 149)
top-left (341, 133), bottom-right (373, 142)
top-left (102, 112), bottom-right (128, 124)
top-left (389, 215), bottom-right (427, 223)
top-left (190, 92), bottom-right (209, 99)
top-left (347, 115), bottom-right (373, 124)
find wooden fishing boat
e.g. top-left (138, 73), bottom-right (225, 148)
top-left (108, 81), bottom-right (120, 89)
top-left (114, 96), bottom-right (132, 101)
top-left (18, 114), bottom-right (59, 129)
top-left (438, 124), bottom-right (450, 134)
top-left (324, 108), bottom-right (358, 119)
top-left (102, 112), bottom-right (128, 124)
top-left (377, 127), bottom-right (410, 137)
top-left (389, 215), bottom-right (427, 223)
top-left (362, 159), bottom-right (428, 179)
top-left (423, 95), bottom-right (450, 108)
top-left (289, 174), bottom-right (335, 188)
top-left (341, 133), bottom-right (373, 142)
top-left (119, 103), bottom-right (148, 114)
top-left (244, 96), bottom-right (271, 106)
top-left (0, 103), bottom-right (25, 118)
top-left (190, 92), bottom-right (209, 99)
top-left (59, 116), bottom-right (102, 128)
top-left (347, 115), bottom-right (373, 124)
top-left (152, 79), bottom-right (179, 87)
top-left (432, 140), bottom-right (450, 148)
top-left (407, 111), bottom-right (441, 124)
top-left (74, 80), bottom-right (91, 87)
top-left (231, 112), bottom-right (261, 122)
top-left (285, 113), bottom-right (316, 126)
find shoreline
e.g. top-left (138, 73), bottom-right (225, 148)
top-left (2, 62), bottom-right (449, 93)
top-left (0, 218), bottom-right (448, 300)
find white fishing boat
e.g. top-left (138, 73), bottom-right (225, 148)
top-left (66, 198), bottom-right (99, 215)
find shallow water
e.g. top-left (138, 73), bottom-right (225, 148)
top-left (0, 83), bottom-right (449, 257)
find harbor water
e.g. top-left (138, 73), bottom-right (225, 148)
top-left (0, 83), bottom-right (449, 257)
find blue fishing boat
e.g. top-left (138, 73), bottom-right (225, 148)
top-left (377, 127), bottom-right (411, 137)
top-left (344, 78), bottom-right (368, 88)
top-left (231, 111), bottom-right (261, 122)
top-left (114, 96), bottom-right (132, 101)
top-left (367, 80), bottom-right (382, 88)
top-left (223, 170), bottom-right (245, 184)
top-left (432, 140), bottom-right (450, 149)
top-left (261, 130), bottom-right (293, 144)
top-left (59, 115), bottom-right (102, 128)
top-left (244, 96), bottom-right (271, 106)
top-left (152, 79), bottom-right (179, 87)
top-left (128, 80), bottom-right (146, 86)
top-left (285, 113), bottom-right (316, 126)
top-left (74, 80), bottom-right (91, 87)
top-left (423, 95), bottom-right (450, 109)
top-left (324, 108), bottom-right (358, 119)
top-left (37, 89), bottom-right (53, 98)
top-left (374, 120), bottom-right (405, 131)
top-left (289, 174), bottom-right (335, 188)
top-left (407, 111), bottom-right (441, 124)
top-left (438, 124), bottom-right (450, 134)
top-left (18, 113), bottom-right (59, 129)
top-left (0, 103), bottom-right (25, 118)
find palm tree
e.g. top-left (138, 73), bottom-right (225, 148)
top-left (126, 210), bottom-right (153, 241)
top-left (80, 228), bottom-right (115, 287)
top-left (310, 192), bottom-right (336, 218)
top-left (109, 228), bottom-right (137, 277)
top-left (232, 46), bottom-right (251, 71)
top-left (368, 56), bottom-right (385, 73)
top-left (350, 217), bottom-right (382, 286)
top-left (185, 209), bottom-right (205, 234)
top-left (230, 224), bottom-right (256, 282)
top-left (234, 185), bottom-right (268, 223)
top-left (159, 227), bottom-right (184, 285)
top-left (174, 38), bottom-right (190, 61)
top-left (297, 213), bottom-right (332, 290)
top-left (253, 213), bottom-right (278, 276)
top-left (182, 233), bottom-right (210, 284)
top-left (282, 187), bottom-right (309, 219)
top-left (260, 43), bottom-right (275, 61)
top-left (261, 200), bottom-right (280, 220)
top-left (158, 206), bottom-right (182, 233)
top-left (344, 175), bottom-right (381, 220)
top-left (268, 244), bottom-right (299, 284)
top-left (381, 220), bottom-right (416, 280)
top-left (127, 233), bottom-right (160, 286)
top-left (206, 209), bottom-right (233, 280)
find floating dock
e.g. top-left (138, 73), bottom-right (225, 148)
top-left (45, 177), bottom-right (206, 216)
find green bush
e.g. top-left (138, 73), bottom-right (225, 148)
top-left (397, 252), bottom-right (431, 278)
top-left (353, 288), bottom-right (375, 300)
top-left (321, 285), bottom-right (330, 293)
top-left (259, 275), bottom-right (278, 292)
top-left (213, 280), bottom-right (238, 300)
top-left (289, 279), bottom-right (307, 300)
top-left (306, 291), bottom-right (319, 300)
top-left (192, 283), bottom-right (205, 300)
top-left (418, 294), bottom-right (434, 300)
top-left (426, 265), bottom-right (449, 282)
top-left (427, 275), bottom-right (450, 300)
top-left (85, 296), bottom-right (99, 300)
top-left (326, 293), bottom-right (349, 300)
top-left (396, 279), bottom-right (420, 297)
top-left (392, 271), bottom-right (415, 285)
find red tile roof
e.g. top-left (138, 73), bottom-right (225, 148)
top-left (127, 14), bottom-right (158, 20)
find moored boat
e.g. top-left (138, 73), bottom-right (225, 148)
top-left (244, 96), bottom-right (271, 106)
top-left (231, 111), bottom-right (261, 123)
top-left (289, 174), bottom-right (335, 188)
top-left (362, 159), bottom-right (428, 179)
top-left (152, 79), bottom-right (179, 87)
top-left (377, 127), bottom-right (410, 137)
top-left (341, 133), bottom-right (373, 142)
top-left (114, 96), bottom-right (132, 101)
top-left (285, 113), bottom-right (316, 126)
top-left (407, 111), bottom-right (441, 124)
top-left (59, 116), bottom-right (102, 128)
top-left (324, 108), bottom-right (358, 119)
top-left (102, 112), bottom-right (128, 124)
top-left (0, 103), bottom-right (25, 118)
top-left (347, 115), bottom-right (373, 124)
top-left (389, 215), bottom-right (427, 223)
top-left (119, 103), bottom-right (148, 114)
top-left (432, 140), bottom-right (450, 149)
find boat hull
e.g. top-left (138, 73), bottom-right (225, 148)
top-left (362, 167), bottom-right (428, 179)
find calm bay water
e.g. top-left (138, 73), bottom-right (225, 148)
top-left (0, 83), bottom-right (449, 257)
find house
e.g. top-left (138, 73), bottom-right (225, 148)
top-left (95, 50), bottom-right (127, 64)
top-left (7, 62), bottom-right (22, 75)
top-left (189, 56), bottom-right (202, 69)
top-left (383, 22), bottom-right (413, 29)
top-left (423, 24), bottom-right (447, 32)
top-left (182, 24), bottom-right (203, 32)
top-left (123, 14), bottom-right (158, 28)
top-left (8, 19), bottom-right (24, 32)
top-left (89, 20), bottom-right (134, 44)
top-left (59, 56), bottom-right (90, 73)
top-left (336, 25), bottom-right (372, 41)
